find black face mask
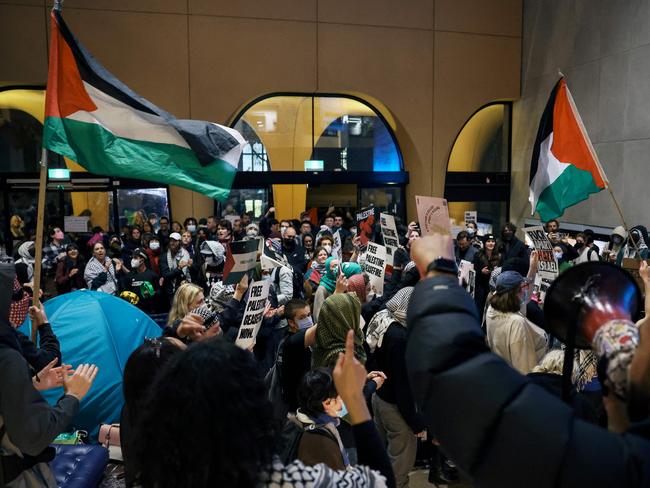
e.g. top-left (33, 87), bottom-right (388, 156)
top-left (28, 246), bottom-right (36, 258)
top-left (574, 242), bottom-right (584, 250)
top-left (502, 231), bottom-right (514, 242)
top-left (283, 238), bottom-right (296, 249)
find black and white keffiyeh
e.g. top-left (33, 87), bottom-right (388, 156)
top-left (366, 287), bottom-right (414, 353)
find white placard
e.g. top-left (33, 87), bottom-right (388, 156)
top-left (364, 242), bottom-right (387, 296)
top-left (524, 226), bottom-right (559, 282)
top-left (464, 211), bottom-right (477, 225)
top-left (332, 230), bottom-right (342, 259)
top-left (380, 213), bottom-right (399, 268)
top-left (415, 196), bottom-right (451, 236)
top-left (64, 216), bottom-right (89, 233)
top-left (235, 280), bottom-right (270, 349)
top-left (224, 215), bottom-right (240, 226)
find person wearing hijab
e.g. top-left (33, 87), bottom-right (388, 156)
top-left (312, 256), bottom-right (339, 322)
top-left (313, 293), bottom-right (366, 368)
top-left (347, 273), bottom-right (370, 304)
top-left (366, 287), bottom-right (423, 488)
top-left (617, 225), bottom-right (650, 265)
top-left (14, 241), bottom-right (36, 286)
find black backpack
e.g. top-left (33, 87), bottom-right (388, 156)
top-left (264, 337), bottom-right (289, 422)
top-left (273, 266), bottom-right (305, 300)
top-left (277, 420), bottom-right (338, 465)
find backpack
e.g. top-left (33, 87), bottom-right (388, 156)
top-left (277, 419), bottom-right (338, 465)
top-left (273, 266), bottom-right (305, 300)
top-left (264, 337), bottom-right (289, 422)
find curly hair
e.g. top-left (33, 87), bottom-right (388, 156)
top-left (131, 339), bottom-right (277, 488)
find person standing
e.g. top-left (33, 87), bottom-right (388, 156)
top-left (454, 230), bottom-right (478, 265)
top-left (84, 242), bottom-right (121, 295)
top-left (55, 243), bottom-right (86, 295)
top-left (160, 232), bottom-right (192, 306)
top-left (120, 249), bottom-right (160, 314)
top-left (473, 234), bottom-right (502, 316)
top-left (498, 222), bottom-right (528, 261)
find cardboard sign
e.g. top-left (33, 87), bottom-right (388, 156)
top-left (524, 226), bottom-right (559, 282)
top-left (235, 280), bottom-right (270, 349)
top-left (64, 216), bottom-right (89, 233)
top-left (532, 273), bottom-right (553, 304)
top-left (464, 211), bottom-right (477, 225)
top-left (380, 213), bottom-right (399, 268)
top-left (223, 239), bottom-right (260, 285)
top-left (364, 242), bottom-right (387, 296)
top-left (356, 206), bottom-right (379, 246)
top-left (622, 258), bottom-right (650, 293)
top-left (415, 196), bottom-right (451, 236)
top-left (332, 230), bottom-right (342, 259)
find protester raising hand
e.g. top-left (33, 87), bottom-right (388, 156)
top-left (335, 270), bottom-right (349, 294)
top-left (333, 329), bottom-right (371, 424)
top-left (411, 234), bottom-right (455, 279)
top-left (63, 363), bottom-right (99, 401)
top-left (33, 358), bottom-right (73, 391)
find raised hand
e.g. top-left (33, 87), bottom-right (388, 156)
top-left (411, 234), bottom-right (455, 279)
top-left (333, 330), bottom-right (370, 424)
top-left (33, 358), bottom-right (73, 391)
top-left (63, 364), bottom-right (99, 401)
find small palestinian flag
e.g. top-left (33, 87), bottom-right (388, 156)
top-left (529, 78), bottom-right (608, 221)
top-left (222, 240), bottom-right (260, 286)
top-left (43, 8), bottom-right (245, 201)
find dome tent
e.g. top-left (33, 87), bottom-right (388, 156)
top-left (20, 290), bottom-right (162, 437)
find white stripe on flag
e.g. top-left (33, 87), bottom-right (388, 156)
top-left (529, 132), bottom-right (570, 214)
top-left (67, 82), bottom-right (191, 148)
top-left (230, 250), bottom-right (258, 274)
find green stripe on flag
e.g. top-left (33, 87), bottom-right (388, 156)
top-left (535, 164), bottom-right (603, 222)
top-left (43, 116), bottom-right (236, 201)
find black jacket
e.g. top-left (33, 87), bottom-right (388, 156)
top-left (406, 274), bottom-right (650, 488)
top-left (498, 236), bottom-right (528, 261)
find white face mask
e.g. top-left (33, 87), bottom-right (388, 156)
top-left (466, 227), bottom-right (475, 237)
top-left (149, 241), bottom-right (160, 251)
top-left (247, 229), bottom-right (259, 238)
top-left (130, 258), bottom-right (141, 269)
top-left (261, 274), bottom-right (272, 281)
top-left (323, 244), bottom-right (332, 254)
top-left (296, 316), bottom-right (313, 330)
top-left (187, 224), bottom-right (197, 233)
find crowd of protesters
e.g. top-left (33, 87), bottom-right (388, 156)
top-left (1, 204), bottom-right (650, 488)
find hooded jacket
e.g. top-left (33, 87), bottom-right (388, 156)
top-left (406, 274), bottom-right (650, 488)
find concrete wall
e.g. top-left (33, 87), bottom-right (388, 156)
top-left (513, 0), bottom-right (650, 229)
top-left (1, 0), bottom-right (522, 221)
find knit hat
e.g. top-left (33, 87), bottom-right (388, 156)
top-left (313, 293), bottom-right (366, 368)
top-left (346, 274), bottom-right (367, 303)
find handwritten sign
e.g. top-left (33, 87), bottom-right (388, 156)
top-left (64, 216), bottom-right (89, 233)
top-left (235, 280), bottom-right (270, 349)
top-left (415, 196), bottom-right (451, 236)
top-left (524, 226), bottom-right (558, 282)
top-left (364, 242), bottom-right (386, 296)
top-left (380, 213), bottom-right (399, 268)
top-left (464, 211), bottom-right (477, 225)
top-left (332, 230), bottom-right (342, 259)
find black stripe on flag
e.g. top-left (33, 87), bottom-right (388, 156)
top-left (53, 9), bottom-right (240, 166)
top-left (529, 78), bottom-right (562, 185)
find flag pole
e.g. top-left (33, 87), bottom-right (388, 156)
top-left (31, 148), bottom-right (48, 343)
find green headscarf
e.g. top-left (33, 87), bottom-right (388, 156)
top-left (313, 293), bottom-right (366, 368)
top-left (319, 256), bottom-right (338, 293)
top-left (341, 262), bottom-right (362, 278)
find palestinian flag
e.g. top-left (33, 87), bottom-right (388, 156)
top-left (43, 8), bottom-right (245, 201)
top-left (222, 239), bottom-right (260, 286)
top-left (529, 78), bottom-right (608, 221)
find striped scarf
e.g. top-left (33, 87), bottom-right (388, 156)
top-left (366, 287), bottom-right (413, 353)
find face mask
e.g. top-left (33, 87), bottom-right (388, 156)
top-left (297, 316), bottom-right (313, 330)
top-left (187, 225), bottom-right (197, 233)
top-left (337, 401), bottom-right (348, 418)
top-left (130, 258), bottom-right (141, 269)
top-left (323, 244), bottom-right (332, 254)
top-left (261, 274), bottom-right (272, 281)
top-left (612, 235), bottom-right (623, 245)
top-left (466, 228), bottom-right (475, 237)
top-left (503, 231), bottom-right (513, 241)
top-left (280, 225), bottom-right (289, 235)
top-left (331, 265), bottom-right (339, 276)
top-left (283, 238), bottom-right (296, 249)
top-left (204, 255), bottom-right (215, 265)
top-left (111, 242), bottom-right (121, 250)
top-left (149, 241), bottom-right (160, 251)
top-left (247, 229), bottom-right (258, 238)
top-left (574, 242), bottom-right (584, 250)
top-left (54, 230), bottom-right (64, 240)
top-left (554, 252), bottom-right (563, 260)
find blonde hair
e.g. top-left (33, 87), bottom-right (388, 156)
top-left (532, 349), bottom-right (578, 383)
top-left (167, 283), bottom-right (203, 325)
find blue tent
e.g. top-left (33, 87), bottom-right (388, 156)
top-left (19, 290), bottom-right (162, 437)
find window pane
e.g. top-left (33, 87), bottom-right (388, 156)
top-left (447, 104), bottom-right (509, 172)
top-left (0, 109), bottom-right (42, 172)
top-left (218, 189), bottom-right (269, 219)
top-left (359, 187), bottom-right (404, 219)
top-left (117, 188), bottom-right (169, 230)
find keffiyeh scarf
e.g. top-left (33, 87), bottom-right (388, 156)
top-left (366, 287), bottom-right (413, 353)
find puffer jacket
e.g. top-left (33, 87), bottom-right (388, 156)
top-left (406, 274), bottom-right (650, 488)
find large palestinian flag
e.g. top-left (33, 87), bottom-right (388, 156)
top-left (43, 8), bottom-right (245, 201)
top-left (529, 78), bottom-right (607, 221)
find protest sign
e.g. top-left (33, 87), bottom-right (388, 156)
top-left (332, 230), bottom-right (342, 259)
top-left (415, 196), bottom-right (451, 236)
top-left (524, 226), bottom-right (559, 282)
top-left (458, 259), bottom-right (476, 297)
top-left (464, 211), bottom-right (477, 225)
top-left (223, 239), bottom-right (259, 285)
top-left (224, 214), bottom-right (240, 226)
top-left (356, 206), bottom-right (379, 246)
top-left (380, 213), bottom-right (399, 268)
top-left (235, 280), bottom-right (270, 349)
top-left (64, 216), bottom-right (89, 233)
top-left (364, 242), bottom-right (387, 296)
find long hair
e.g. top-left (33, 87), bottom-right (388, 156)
top-left (167, 282), bottom-right (203, 325)
top-left (131, 339), bottom-right (276, 488)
